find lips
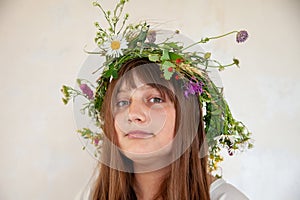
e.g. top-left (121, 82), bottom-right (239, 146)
top-left (125, 130), bottom-right (154, 139)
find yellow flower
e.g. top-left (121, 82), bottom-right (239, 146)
top-left (103, 35), bottom-right (128, 58)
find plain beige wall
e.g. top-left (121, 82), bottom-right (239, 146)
top-left (1, 0), bottom-right (299, 199)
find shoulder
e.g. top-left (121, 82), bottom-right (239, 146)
top-left (209, 178), bottom-right (249, 200)
top-left (75, 185), bottom-right (93, 200)
top-left (75, 175), bottom-right (97, 200)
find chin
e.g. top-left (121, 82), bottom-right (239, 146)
top-left (120, 142), bottom-right (174, 168)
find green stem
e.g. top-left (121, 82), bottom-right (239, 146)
top-left (182, 31), bottom-right (238, 51)
top-left (117, 14), bottom-right (128, 35)
top-left (83, 46), bottom-right (106, 55)
top-left (204, 62), bottom-right (235, 69)
top-left (113, 1), bottom-right (125, 34)
top-left (94, 2), bottom-right (114, 33)
top-left (208, 30), bottom-right (238, 40)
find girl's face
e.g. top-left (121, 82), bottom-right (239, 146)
top-left (113, 77), bottom-right (176, 156)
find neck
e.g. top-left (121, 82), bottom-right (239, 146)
top-left (133, 166), bottom-right (169, 200)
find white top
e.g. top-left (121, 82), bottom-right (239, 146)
top-left (210, 178), bottom-right (249, 200)
top-left (76, 178), bottom-right (249, 200)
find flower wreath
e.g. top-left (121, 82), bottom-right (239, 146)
top-left (61, 0), bottom-right (253, 175)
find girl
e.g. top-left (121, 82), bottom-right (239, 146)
top-left (61, 2), bottom-right (252, 199)
top-left (83, 58), bottom-right (249, 200)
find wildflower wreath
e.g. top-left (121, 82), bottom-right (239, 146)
top-left (61, 0), bottom-right (253, 174)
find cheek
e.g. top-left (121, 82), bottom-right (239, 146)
top-left (167, 109), bottom-right (176, 135)
top-left (114, 114), bottom-right (124, 136)
top-left (113, 120), bottom-right (123, 146)
top-left (160, 106), bottom-right (176, 138)
top-left (114, 110), bottom-right (131, 133)
top-left (148, 105), bottom-right (167, 132)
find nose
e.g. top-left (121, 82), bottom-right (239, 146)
top-left (128, 99), bottom-right (147, 124)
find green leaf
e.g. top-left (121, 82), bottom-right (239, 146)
top-left (160, 49), bottom-right (170, 61)
top-left (61, 85), bottom-right (70, 97)
top-left (164, 42), bottom-right (182, 50)
top-left (148, 54), bottom-right (160, 62)
top-left (128, 25), bottom-right (149, 48)
top-left (62, 98), bottom-right (68, 105)
top-left (169, 52), bottom-right (182, 61)
top-left (103, 65), bottom-right (118, 78)
top-left (103, 69), bottom-right (111, 78)
top-left (162, 61), bottom-right (175, 80)
top-left (112, 70), bottom-right (118, 79)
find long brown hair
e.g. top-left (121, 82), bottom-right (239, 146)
top-left (92, 58), bottom-right (211, 200)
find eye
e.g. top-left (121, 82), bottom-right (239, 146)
top-left (116, 100), bottom-right (130, 107)
top-left (148, 97), bottom-right (164, 103)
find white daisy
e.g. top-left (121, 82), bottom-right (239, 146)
top-left (103, 35), bottom-right (128, 58)
top-left (237, 142), bottom-right (248, 152)
top-left (238, 138), bottom-right (254, 151)
top-left (228, 147), bottom-right (239, 156)
top-left (214, 134), bottom-right (237, 143)
top-left (227, 135), bottom-right (237, 143)
top-left (214, 135), bottom-right (226, 142)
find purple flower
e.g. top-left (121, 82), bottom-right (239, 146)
top-left (94, 138), bottom-right (99, 146)
top-left (236, 30), bottom-right (248, 43)
top-left (80, 84), bottom-right (94, 100)
top-left (184, 79), bottom-right (204, 98)
top-left (147, 30), bottom-right (156, 43)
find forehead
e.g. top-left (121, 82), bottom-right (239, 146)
top-left (116, 68), bottom-right (160, 89)
top-left (117, 73), bottom-right (145, 92)
top-left (117, 84), bottom-right (159, 96)
top-left (113, 64), bottom-right (175, 99)
top-left (116, 63), bottom-right (163, 88)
